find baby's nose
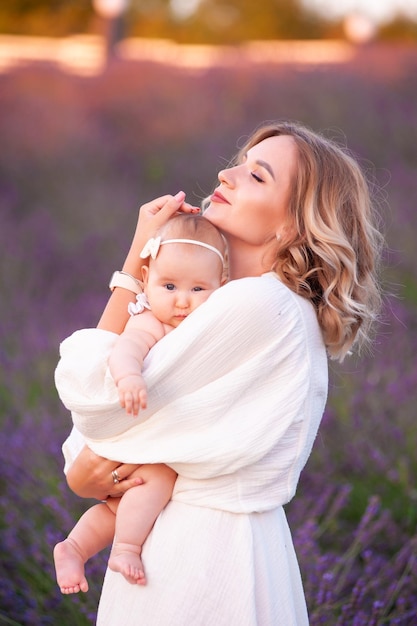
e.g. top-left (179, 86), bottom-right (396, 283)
top-left (175, 292), bottom-right (190, 308)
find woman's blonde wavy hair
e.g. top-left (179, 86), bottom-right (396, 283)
top-left (236, 121), bottom-right (384, 362)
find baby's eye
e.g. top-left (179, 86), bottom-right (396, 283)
top-left (192, 286), bottom-right (204, 292)
top-left (164, 283), bottom-right (176, 291)
top-left (251, 172), bottom-right (264, 183)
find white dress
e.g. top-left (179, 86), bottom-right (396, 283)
top-left (55, 274), bottom-right (328, 625)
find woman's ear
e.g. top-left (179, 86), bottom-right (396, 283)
top-left (278, 220), bottom-right (297, 245)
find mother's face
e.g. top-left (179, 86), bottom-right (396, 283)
top-left (204, 134), bottom-right (297, 246)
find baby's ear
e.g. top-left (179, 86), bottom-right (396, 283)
top-left (141, 265), bottom-right (149, 286)
top-left (221, 261), bottom-right (229, 285)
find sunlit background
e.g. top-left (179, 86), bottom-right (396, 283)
top-left (0, 0), bottom-right (417, 74)
top-left (305, 0), bottom-right (417, 23)
top-left (1, 2), bottom-right (417, 625)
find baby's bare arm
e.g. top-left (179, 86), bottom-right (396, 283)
top-left (109, 312), bottom-right (167, 415)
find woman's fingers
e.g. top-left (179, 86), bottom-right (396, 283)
top-left (108, 475), bottom-right (144, 498)
top-left (107, 464), bottom-right (144, 497)
top-left (120, 192), bottom-right (201, 284)
top-left (138, 192), bottom-right (200, 238)
top-left (141, 193), bottom-right (183, 217)
top-left (110, 463), bottom-right (142, 482)
top-left (159, 190), bottom-right (200, 216)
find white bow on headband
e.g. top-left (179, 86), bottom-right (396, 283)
top-left (140, 237), bottom-right (162, 260)
top-left (140, 237), bottom-right (224, 264)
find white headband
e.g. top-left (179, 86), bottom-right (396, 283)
top-left (140, 237), bottom-right (224, 264)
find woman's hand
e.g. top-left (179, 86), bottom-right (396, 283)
top-left (134, 191), bottom-right (200, 252)
top-left (66, 445), bottom-right (143, 501)
top-left (97, 192), bottom-right (199, 334)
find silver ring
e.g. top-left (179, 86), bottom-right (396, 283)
top-left (112, 469), bottom-right (121, 484)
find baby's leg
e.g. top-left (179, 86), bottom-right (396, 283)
top-left (54, 501), bottom-right (116, 594)
top-left (109, 463), bottom-right (177, 585)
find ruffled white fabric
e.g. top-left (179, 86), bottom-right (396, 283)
top-left (55, 273), bottom-right (328, 625)
top-left (127, 292), bottom-right (151, 317)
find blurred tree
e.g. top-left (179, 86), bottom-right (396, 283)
top-left (176, 0), bottom-right (325, 43)
top-left (379, 14), bottom-right (417, 42)
top-left (127, 0), bottom-right (173, 39)
top-left (0, 0), bottom-right (416, 42)
top-left (129, 0), bottom-right (325, 43)
top-left (0, 0), bottom-right (324, 40)
top-left (94, 0), bottom-right (130, 63)
top-left (0, 0), bottom-right (94, 36)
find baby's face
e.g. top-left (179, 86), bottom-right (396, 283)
top-left (142, 244), bottom-right (223, 328)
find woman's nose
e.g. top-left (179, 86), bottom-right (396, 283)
top-left (218, 168), bottom-right (234, 187)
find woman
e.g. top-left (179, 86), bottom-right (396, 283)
top-left (55, 121), bottom-right (383, 625)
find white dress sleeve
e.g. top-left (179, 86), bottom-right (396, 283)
top-left (56, 274), bottom-right (328, 508)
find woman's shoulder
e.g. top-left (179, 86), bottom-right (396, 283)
top-left (215, 272), bottom-right (276, 294)
top-left (213, 273), bottom-right (304, 310)
top-left (208, 273), bottom-right (321, 338)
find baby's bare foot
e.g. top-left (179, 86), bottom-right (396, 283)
top-left (53, 539), bottom-right (89, 594)
top-left (109, 542), bottom-right (146, 585)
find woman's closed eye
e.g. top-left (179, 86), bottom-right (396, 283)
top-left (251, 172), bottom-right (264, 183)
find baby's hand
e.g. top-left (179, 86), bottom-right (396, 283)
top-left (117, 375), bottom-right (147, 416)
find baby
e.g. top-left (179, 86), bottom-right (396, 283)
top-left (54, 214), bottom-right (226, 593)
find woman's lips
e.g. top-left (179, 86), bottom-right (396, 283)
top-left (210, 190), bottom-right (230, 204)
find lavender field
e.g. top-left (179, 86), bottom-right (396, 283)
top-left (1, 44), bottom-right (417, 625)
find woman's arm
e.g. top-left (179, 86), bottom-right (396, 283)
top-left (97, 191), bottom-right (198, 333)
top-left (66, 445), bottom-right (144, 500)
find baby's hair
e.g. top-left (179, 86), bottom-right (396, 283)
top-left (238, 121), bottom-right (384, 362)
top-left (158, 214), bottom-right (227, 264)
